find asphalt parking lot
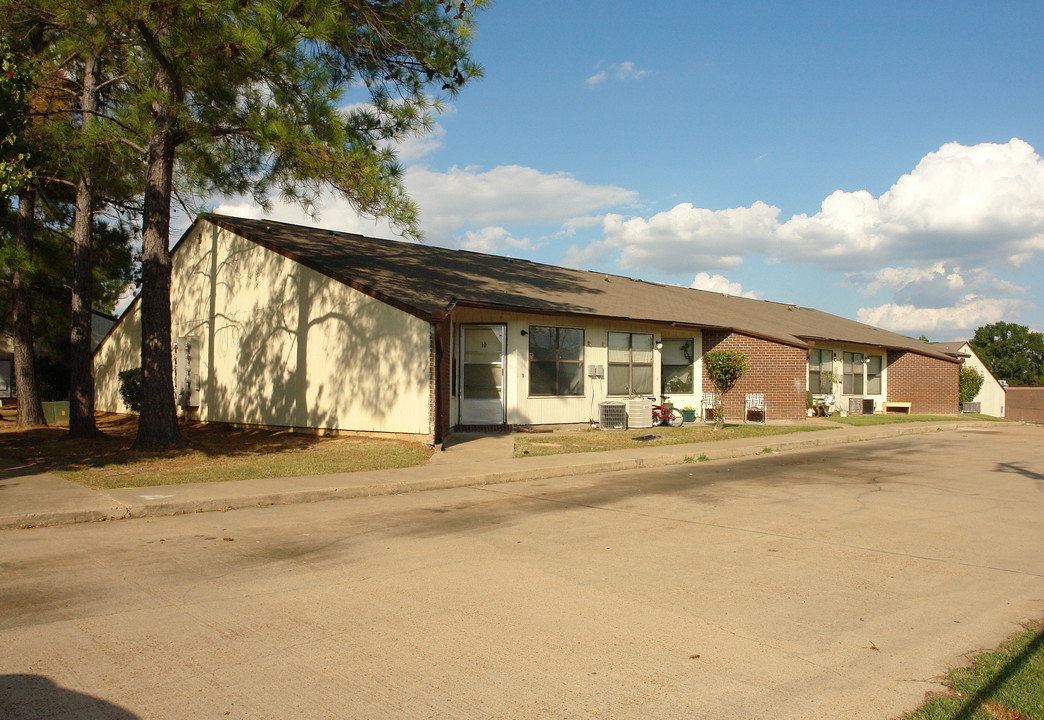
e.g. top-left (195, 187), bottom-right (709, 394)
top-left (2, 424), bottom-right (1042, 719)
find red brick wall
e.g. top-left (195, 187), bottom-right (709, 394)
top-left (701, 331), bottom-right (808, 421)
top-left (1004, 386), bottom-right (1044, 422)
top-left (885, 350), bottom-right (959, 414)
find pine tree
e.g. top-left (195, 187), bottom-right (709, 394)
top-left (116, 0), bottom-right (486, 450)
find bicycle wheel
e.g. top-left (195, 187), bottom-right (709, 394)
top-left (667, 408), bottom-right (684, 427)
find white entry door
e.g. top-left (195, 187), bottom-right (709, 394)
top-left (459, 325), bottom-right (506, 424)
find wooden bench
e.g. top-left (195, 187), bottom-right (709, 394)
top-left (883, 401), bottom-right (912, 414)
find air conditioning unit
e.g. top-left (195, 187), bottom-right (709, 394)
top-left (626, 398), bottom-right (653, 428)
top-left (598, 401), bottom-right (626, 430)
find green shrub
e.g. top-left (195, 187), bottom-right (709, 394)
top-left (958, 366), bottom-right (984, 404)
top-left (118, 367), bottom-right (142, 413)
top-left (703, 350), bottom-right (749, 430)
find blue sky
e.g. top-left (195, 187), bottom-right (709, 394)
top-left (210, 0), bottom-right (1044, 341)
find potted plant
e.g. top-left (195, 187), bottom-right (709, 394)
top-left (681, 405), bottom-right (696, 423)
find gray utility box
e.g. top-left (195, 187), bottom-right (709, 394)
top-left (42, 401), bottom-right (69, 425)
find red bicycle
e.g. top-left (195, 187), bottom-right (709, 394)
top-left (649, 395), bottom-right (684, 427)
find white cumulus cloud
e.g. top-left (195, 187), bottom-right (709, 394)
top-left (689, 272), bottom-right (762, 299)
top-left (406, 164), bottom-right (635, 243)
top-left (214, 163), bottom-right (636, 249)
top-left (589, 139), bottom-right (1044, 275)
top-left (776, 138), bottom-right (1044, 269)
top-left (601, 201), bottom-right (780, 272)
top-left (856, 295), bottom-right (1030, 338)
top-left (842, 263), bottom-right (1029, 307)
top-left (457, 226), bottom-right (535, 253)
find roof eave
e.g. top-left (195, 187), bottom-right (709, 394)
top-left (450, 300), bottom-right (810, 349)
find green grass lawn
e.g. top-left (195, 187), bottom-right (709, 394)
top-left (830, 413), bottom-right (1006, 427)
top-left (904, 621), bottom-right (1044, 720)
top-left (514, 423), bottom-right (834, 457)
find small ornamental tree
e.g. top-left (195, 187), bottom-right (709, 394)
top-left (958, 366), bottom-right (984, 405)
top-left (703, 350), bottom-right (748, 430)
top-left (117, 367), bottom-right (142, 414)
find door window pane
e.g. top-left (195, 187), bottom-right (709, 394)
top-left (463, 327), bottom-right (502, 363)
top-left (463, 364), bottom-right (501, 399)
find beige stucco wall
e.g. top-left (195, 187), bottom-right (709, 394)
top-left (95, 221), bottom-right (432, 435)
top-left (959, 343), bottom-right (1006, 417)
top-left (95, 300), bottom-right (143, 413)
top-left (450, 307), bottom-right (703, 426)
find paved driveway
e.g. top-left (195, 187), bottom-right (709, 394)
top-left (2, 425), bottom-right (1042, 719)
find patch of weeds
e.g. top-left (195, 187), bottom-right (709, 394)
top-left (903, 620), bottom-right (1044, 720)
top-left (697, 454), bottom-right (709, 462)
top-left (761, 447), bottom-right (774, 454)
top-left (683, 455), bottom-right (695, 463)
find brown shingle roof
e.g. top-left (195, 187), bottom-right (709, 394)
top-left (202, 214), bottom-right (957, 363)
top-left (930, 341), bottom-right (969, 355)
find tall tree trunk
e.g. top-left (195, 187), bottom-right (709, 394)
top-left (69, 47), bottom-right (100, 438)
top-left (13, 190), bottom-right (46, 427)
top-left (133, 67), bottom-right (184, 450)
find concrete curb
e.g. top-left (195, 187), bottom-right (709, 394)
top-left (0, 421), bottom-right (1001, 530)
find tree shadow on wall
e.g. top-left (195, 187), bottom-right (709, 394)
top-left (0, 675), bottom-right (140, 720)
top-left (174, 219), bottom-right (618, 435)
top-left (202, 254), bottom-right (424, 433)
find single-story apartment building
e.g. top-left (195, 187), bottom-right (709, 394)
top-left (94, 215), bottom-right (960, 444)
top-left (931, 341), bottom-right (1006, 417)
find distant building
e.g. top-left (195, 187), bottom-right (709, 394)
top-left (931, 341), bottom-right (1006, 417)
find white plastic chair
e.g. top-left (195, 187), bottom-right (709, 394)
top-left (744, 393), bottom-right (767, 424)
top-left (701, 392), bottom-right (716, 423)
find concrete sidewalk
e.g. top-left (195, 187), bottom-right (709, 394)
top-left (0, 420), bottom-right (1003, 530)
